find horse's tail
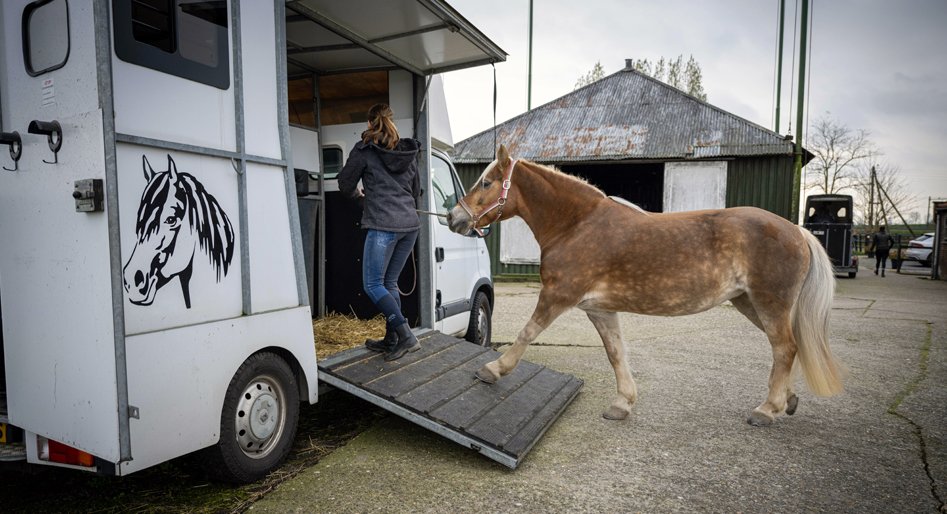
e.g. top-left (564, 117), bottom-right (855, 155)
top-left (792, 227), bottom-right (844, 396)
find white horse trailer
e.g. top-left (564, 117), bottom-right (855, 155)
top-left (0, 0), bottom-right (526, 482)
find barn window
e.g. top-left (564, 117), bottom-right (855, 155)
top-left (113, 0), bottom-right (230, 89)
top-left (23, 0), bottom-right (71, 77)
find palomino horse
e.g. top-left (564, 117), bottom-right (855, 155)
top-left (447, 144), bottom-right (843, 426)
top-left (123, 155), bottom-right (235, 309)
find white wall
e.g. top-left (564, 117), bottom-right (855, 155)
top-left (663, 161), bottom-right (727, 212)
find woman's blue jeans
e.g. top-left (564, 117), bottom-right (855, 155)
top-left (362, 229), bottom-right (418, 328)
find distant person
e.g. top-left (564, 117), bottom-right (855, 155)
top-left (869, 226), bottom-right (895, 277)
top-left (338, 103), bottom-right (422, 361)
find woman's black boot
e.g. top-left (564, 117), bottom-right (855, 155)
top-left (385, 323), bottom-right (420, 361)
top-left (365, 326), bottom-right (397, 352)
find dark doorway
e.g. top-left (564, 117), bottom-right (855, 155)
top-left (561, 163), bottom-right (664, 213)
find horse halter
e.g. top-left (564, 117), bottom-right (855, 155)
top-left (459, 158), bottom-right (517, 235)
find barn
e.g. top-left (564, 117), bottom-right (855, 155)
top-left (452, 59), bottom-right (809, 277)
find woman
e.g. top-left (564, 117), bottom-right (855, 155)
top-left (338, 104), bottom-right (422, 361)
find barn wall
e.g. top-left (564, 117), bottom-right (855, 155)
top-left (458, 156), bottom-right (795, 277)
top-left (726, 156), bottom-right (794, 221)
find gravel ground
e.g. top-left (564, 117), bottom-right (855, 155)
top-left (253, 258), bottom-right (946, 513)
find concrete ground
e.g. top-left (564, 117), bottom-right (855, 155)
top-left (253, 258), bottom-right (946, 513)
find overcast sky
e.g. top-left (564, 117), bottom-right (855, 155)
top-left (441, 0), bottom-right (947, 219)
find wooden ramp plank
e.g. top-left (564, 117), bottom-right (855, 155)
top-left (464, 368), bottom-right (572, 447)
top-left (502, 376), bottom-right (584, 456)
top-left (364, 341), bottom-right (485, 399)
top-left (397, 352), bottom-right (495, 414)
top-left (329, 335), bottom-right (455, 385)
top-left (317, 332), bottom-right (582, 468)
top-left (428, 360), bottom-right (544, 429)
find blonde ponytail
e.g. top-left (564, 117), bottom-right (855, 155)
top-left (362, 103), bottom-right (400, 150)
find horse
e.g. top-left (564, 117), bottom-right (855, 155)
top-left (447, 144), bottom-right (843, 426)
top-left (122, 155), bottom-right (235, 309)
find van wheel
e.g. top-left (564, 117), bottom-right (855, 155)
top-left (465, 291), bottom-right (492, 347)
top-left (199, 352), bottom-right (299, 483)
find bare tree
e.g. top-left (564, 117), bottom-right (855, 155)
top-left (849, 155), bottom-right (918, 227)
top-left (804, 114), bottom-right (874, 195)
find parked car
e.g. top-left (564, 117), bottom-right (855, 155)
top-left (906, 233), bottom-right (935, 265)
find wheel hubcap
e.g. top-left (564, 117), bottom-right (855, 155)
top-left (235, 375), bottom-right (286, 459)
top-left (477, 305), bottom-right (489, 345)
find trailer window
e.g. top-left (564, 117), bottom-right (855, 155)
top-left (23, 0), bottom-right (71, 77)
top-left (322, 147), bottom-right (342, 179)
top-left (113, 0), bottom-right (230, 89)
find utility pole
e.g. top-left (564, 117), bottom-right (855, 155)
top-left (527, 0), bottom-right (534, 110)
top-left (868, 166), bottom-right (876, 227)
top-left (775, 0), bottom-right (786, 132)
top-left (791, 0), bottom-right (809, 224)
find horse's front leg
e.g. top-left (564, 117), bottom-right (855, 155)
top-left (586, 310), bottom-right (637, 420)
top-left (476, 291), bottom-right (570, 384)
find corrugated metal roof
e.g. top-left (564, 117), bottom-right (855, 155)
top-left (453, 66), bottom-right (798, 163)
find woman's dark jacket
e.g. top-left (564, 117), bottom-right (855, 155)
top-left (337, 138), bottom-right (422, 232)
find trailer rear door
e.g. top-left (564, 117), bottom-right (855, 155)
top-left (0, 1), bottom-right (124, 463)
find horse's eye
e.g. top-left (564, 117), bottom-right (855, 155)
top-left (164, 216), bottom-right (177, 225)
top-left (482, 180), bottom-right (492, 189)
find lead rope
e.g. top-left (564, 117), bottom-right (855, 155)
top-left (492, 62), bottom-right (497, 154)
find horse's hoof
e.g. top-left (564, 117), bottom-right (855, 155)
top-left (746, 411), bottom-right (774, 427)
top-left (602, 406), bottom-right (630, 420)
top-left (786, 394), bottom-right (799, 416)
top-left (475, 367), bottom-right (498, 384)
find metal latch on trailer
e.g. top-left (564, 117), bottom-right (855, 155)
top-left (73, 179), bottom-right (104, 212)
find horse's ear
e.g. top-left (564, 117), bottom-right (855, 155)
top-left (496, 144), bottom-right (511, 168)
top-left (142, 155), bottom-right (154, 181)
top-left (167, 155), bottom-right (178, 180)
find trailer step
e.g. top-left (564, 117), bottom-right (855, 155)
top-left (317, 332), bottom-right (582, 469)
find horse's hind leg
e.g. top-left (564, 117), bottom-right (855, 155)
top-left (476, 290), bottom-right (570, 384)
top-left (749, 310), bottom-right (799, 426)
top-left (586, 310), bottom-right (637, 420)
top-left (733, 294), bottom-right (799, 423)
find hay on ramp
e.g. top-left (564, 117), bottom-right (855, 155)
top-left (313, 313), bottom-right (386, 360)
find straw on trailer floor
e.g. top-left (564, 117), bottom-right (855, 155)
top-left (313, 313), bottom-right (386, 360)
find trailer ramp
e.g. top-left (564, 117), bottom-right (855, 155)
top-left (317, 332), bottom-right (582, 469)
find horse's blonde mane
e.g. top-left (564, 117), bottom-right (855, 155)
top-left (519, 159), bottom-right (606, 198)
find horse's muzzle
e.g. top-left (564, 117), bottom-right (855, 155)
top-left (447, 204), bottom-right (472, 234)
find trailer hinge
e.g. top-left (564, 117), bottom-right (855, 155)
top-left (128, 406), bottom-right (140, 420)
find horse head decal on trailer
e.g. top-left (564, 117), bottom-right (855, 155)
top-left (123, 155), bottom-right (235, 308)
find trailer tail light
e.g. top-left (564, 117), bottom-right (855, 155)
top-left (39, 437), bottom-right (95, 467)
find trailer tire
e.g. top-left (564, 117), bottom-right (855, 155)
top-left (199, 352), bottom-right (299, 484)
top-left (465, 291), bottom-right (492, 347)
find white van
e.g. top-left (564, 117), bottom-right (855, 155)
top-left (0, 0), bottom-right (504, 482)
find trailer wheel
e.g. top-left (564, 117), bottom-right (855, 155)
top-left (200, 352), bottom-right (299, 483)
top-left (465, 291), bottom-right (492, 347)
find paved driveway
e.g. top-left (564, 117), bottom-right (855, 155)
top-left (254, 261), bottom-right (946, 513)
